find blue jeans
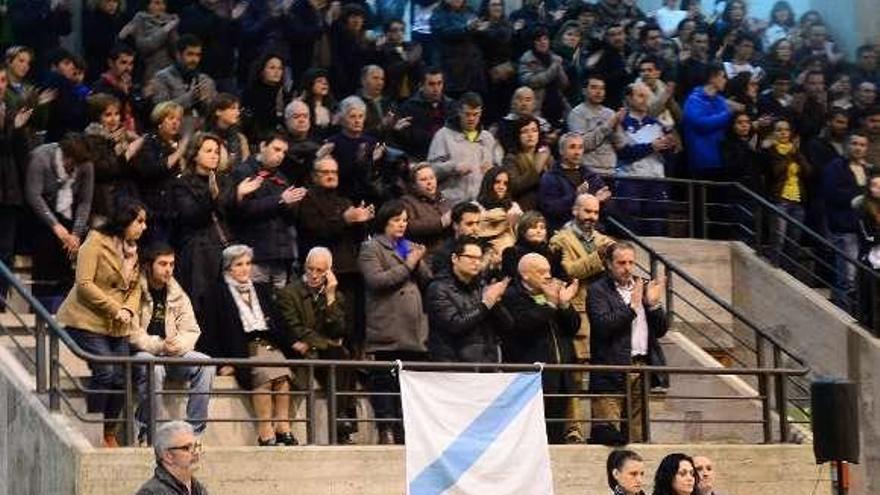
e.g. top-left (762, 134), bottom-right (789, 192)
top-left (134, 350), bottom-right (215, 435)
top-left (830, 232), bottom-right (859, 310)
top-left (66, 328), bottom-right (129, 420)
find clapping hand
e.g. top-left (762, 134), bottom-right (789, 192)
top-left (481, 277), bottom-right (510, 308)
top-left (280, 186), bottom-right (307, 205)
top-left (405, 243), bottom-right (426, 270)
top-left (646, 275), bottom-right (665, 307)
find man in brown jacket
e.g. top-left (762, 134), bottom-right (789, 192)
top-left (549, 193), bottom-right (615, 443)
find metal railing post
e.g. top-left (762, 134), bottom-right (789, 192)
top-left (147, 362), bottom-right (157, 445)
top-left (48, 329), bottom-right (60, 411)
top-left (665, 272), bottom-right (674, 323)
top-left (773, 347), bottom-right (790, 442)
top-left (328, 365), bottom-right (338, 445)
top-left (687, 182), bottom-right (696, 238)
top-left (35, 318), bottom-right (47, 394)
top-left (641, 369), bottom-right (651, 443)
top-left (624, 371), bottom-right (633, 443)
top-left (700, 184), bottom-right (708, 239)
top-left (307, 365), bottom-right (317, 445)
top-left (124, 362), bottom-right (136, 446)
top-left (759, 371), bottom-right (772, 443)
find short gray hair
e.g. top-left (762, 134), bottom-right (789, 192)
top-left (305, 247), bottom-right (333, 269)
top-left (153, 420), bottom-right (194, 461)
top-left (338, 96), bottom-right (366, 119)
top-left (558, 131), bottom-right (584, 155)
top-left (222, 244), bottom-right (254, 271)
top-left (284, 99), bottom-right (309, 123)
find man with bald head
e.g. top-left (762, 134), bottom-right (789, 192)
top-left (501, 253), bottom-right (580, 443)
top-left (694, 455), bottom-right (727, 495)
top-left (549, 193), bottom-right (616, 442)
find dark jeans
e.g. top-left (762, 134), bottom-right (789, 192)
top-left (32, 219), bottom-right (75, 311)
top-left (615, 178), bottom-right (669, 237)
top-left (0, 206), bottom-right (19, 310)
top-left (369, 350), bottom-right (427, 438)
top-left (66, 328), bottom-right (130, 421)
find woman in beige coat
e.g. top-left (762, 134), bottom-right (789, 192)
top-left (56, 199), bottom-right (146, 447)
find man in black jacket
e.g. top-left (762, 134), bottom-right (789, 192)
top-left (426, 237), bottom-right (511, 362)
top-left (230, 132), bottom-right (307, 287)
top-left (393, 67), bottom-right (455, 160)
top-left (588, 241), bottom-right (667, 445)
top-left (501, 252), bottom-right (580, 443)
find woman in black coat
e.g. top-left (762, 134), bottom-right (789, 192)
top-left (132, 102), bottom-right (187, 245)
top-left (199, 244), bottom-right (298, 446)
top-left (170, 132), bottom-right (233, 317)
top-left (501, 211), bottom-right (562, 280)
top-left (241, 54), bottom-right (289, 144)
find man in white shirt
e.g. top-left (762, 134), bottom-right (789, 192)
top-left (587, 241), bottom-right (668, 444)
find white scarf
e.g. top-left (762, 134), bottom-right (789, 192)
top-left (54, 148), bottom-right (75, 221)
top-left (224, 274), bottom-right (268, 333)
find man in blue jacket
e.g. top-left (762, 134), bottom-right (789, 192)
top-left (539, 132), bottom-right (610, 232)
top-left (682, 64), bottom-right (739, 237)
top-left (682, 63), bottom-right (737, 181)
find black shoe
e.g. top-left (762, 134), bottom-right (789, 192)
top-left (378, 428), bottom-right (395, 445)
top-left (257, 436), bottom-right (277, 447)
top-left (275, 431), bottom-right (298, 446)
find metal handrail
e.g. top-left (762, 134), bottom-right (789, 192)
top-left (607, 216), bottom-right (807, 366)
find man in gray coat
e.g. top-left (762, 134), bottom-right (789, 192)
top-left (146, 34), bottom-right (216, 125)
top-left (566, 75), bottom-right (625, 175)
top-left (428, 92), bottom-right (498, 204)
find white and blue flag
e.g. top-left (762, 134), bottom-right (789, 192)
top-left (400, 371), bottom-right (554, 495)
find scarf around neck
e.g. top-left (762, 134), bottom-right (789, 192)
top-left (223, 274), bottom-right (268, 333)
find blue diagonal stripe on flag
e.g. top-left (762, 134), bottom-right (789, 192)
top-left (408, 373), bottom-right (542, 495)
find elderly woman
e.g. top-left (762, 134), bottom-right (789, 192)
top-left (400, 163), bottom-right (451, 256)
top-left (358, 199), bottom-right (431, 444)
top-left (326, 95), bottom-right (384, 204)
top-left (201, 244), bottom-right (297, 447)
top-left (652, 453), bottom-right (699, 495)
top-left (26, 133), bottom-right (95, 310)
top-left (133, 101), bottom-right (188, 245)
top-left (56, 199), bottom-right (147, 447)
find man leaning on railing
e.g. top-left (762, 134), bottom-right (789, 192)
top-left (130, 243), bottom-right (215, 446)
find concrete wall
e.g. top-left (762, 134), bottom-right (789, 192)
top-left (728, 242), bottom-right (880, 495)
top-left (77, 444), bottom-right (827, 495)
top-left (0, 346), bottom-right (91, 495)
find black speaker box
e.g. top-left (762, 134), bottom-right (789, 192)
top-left (811, 380), bottom-right (860, 464)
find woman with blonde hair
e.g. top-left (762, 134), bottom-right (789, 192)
top-left (133, 101), bottom-right (187, 245)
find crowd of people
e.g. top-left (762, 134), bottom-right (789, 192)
top-left (133, 423), bottom-right (728, 495)
top-left (0, 0), bottom-right (879, 449)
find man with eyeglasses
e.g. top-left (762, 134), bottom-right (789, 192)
top-left (425, 236), bottom-right (512, 362)
top-left (135, 420), bottom-right (209, 495)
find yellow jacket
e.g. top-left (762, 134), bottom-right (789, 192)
top-left (549, 226), bottom-right (615, 313)
top-left (56, 231), bottom-right (141, 337)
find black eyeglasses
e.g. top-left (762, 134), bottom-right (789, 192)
top-left (168, 442), bottom-right (202, 454)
